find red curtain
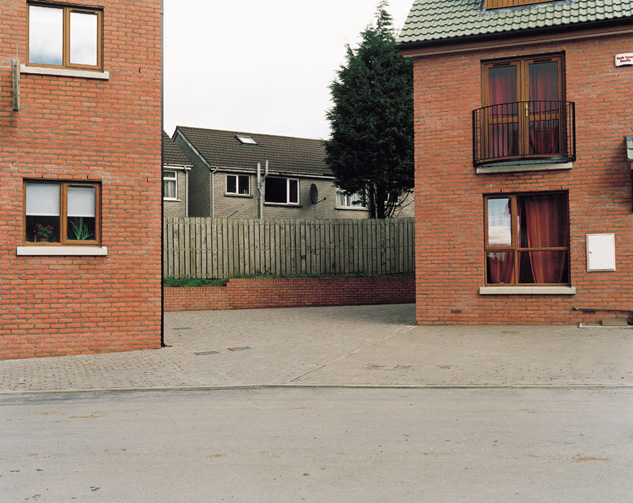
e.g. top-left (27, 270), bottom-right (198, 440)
top-left (529, 63), bottom-right (559, 155)
top-left (524, 195), bottom-right (568, 283)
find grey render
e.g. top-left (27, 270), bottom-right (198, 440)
top-left (162, 131), bottom-right (193, 218)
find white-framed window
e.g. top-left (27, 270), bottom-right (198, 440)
top-left (265, 177), bottom-right (299, 205)
top-left (226, 174), bottom-right (250, 195)
top-left (163, 170), bottom-right (177, 199)
top-left (28, 2), bottom-right (103, 71)
top-left (336, 189), bottom-right (366, 208)
top-left (24, 181), bottom-right (100, 245)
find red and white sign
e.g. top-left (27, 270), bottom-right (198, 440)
top-left (615, 53), bottom-right (633, 67)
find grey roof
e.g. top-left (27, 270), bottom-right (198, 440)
top-left (398, 0), bottom-right (633, 46)
top-left (163, 131), bottom-right (193, 167)
top-left (174, 126), bottom-right (332, 178)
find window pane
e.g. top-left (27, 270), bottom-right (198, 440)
top-left (519, 194), bottom-right (568, 248)
top-left (289, 180), bottom-right (298, 203)
top-left (487, 252), bottom-right (515, 284)
top-left (29, 6), bottom-right (63, 66)
top-left (519, 251), bottom-right (568, 284)
top-left (67, 186), bottom-right (96, 217)
top-left (351, 192), bottom-right (365, 207)
top-left (238, 175), bottom-right (249, 195)
top-left (487, 198), bottom-right (511, 246)
top-left (488, 66), bottom-right (517, 105)
top-left (226, 175), bottom-right (237, 194)
top-left (26, 184), bottom-right (60, 216)
top-left (163, 179), bottom-right (176, 199)
top-left (70, 11), bottom-right (98, 66)
top-left (529, 61), bottom-right (559, 102)
top-left (265, 178), bottom-right (287, 203)
top-left (336, 190), bottom-right (347, 206)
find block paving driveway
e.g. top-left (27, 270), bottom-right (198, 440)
top-left (1, 304), bottom-right (632, 393)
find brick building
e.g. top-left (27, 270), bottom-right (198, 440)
top-left (398, 0), bottom-right (633, 324)
top-left (0, 0), bottom-right (163, 359)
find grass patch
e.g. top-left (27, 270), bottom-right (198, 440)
top-left (164, 273), bottom-right (413, 287)
top-left (163, 277), bottom-right (228, 288)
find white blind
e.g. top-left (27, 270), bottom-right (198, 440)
top-left (26, 184), bottom-right (60, 216)
top-left (67, 186), bottom-right (96, 218)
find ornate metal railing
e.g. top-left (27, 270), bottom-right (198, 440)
top-left (473, 101), bottom-right (575, 166)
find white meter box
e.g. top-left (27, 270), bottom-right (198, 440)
top-left (586, 233), bottom-right (616, 271)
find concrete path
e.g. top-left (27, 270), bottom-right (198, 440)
top-left (1, 304), bottom-right (632, 393)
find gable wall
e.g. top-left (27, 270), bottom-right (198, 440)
top-left (412, 32), bottom-right (633, 324)
top-left (0, 0), bottom-right (162, 359)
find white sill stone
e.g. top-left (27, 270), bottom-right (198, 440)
top-left (479, 286), bottom-right (576, 295)
top-left (17, 246), bottom-right (108, 257)
top-left (477, 161), bottom-right (573, 174)
top-left (21, 65), bottom-right (110, 80)
top-left (335, 206), bottom-right (369, 212)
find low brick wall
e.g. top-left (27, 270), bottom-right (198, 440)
top-left (164, 276), bottom-right (415, 312)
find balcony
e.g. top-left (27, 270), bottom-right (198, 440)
top-left (473, 101), bottom-right (575, 167)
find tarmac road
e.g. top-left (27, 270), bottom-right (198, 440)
top-left (1, 387), bottom-right (632, 503)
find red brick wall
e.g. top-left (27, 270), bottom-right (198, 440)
top-left (412, 33), bottom-right (633, 324)
top-left (164, 276), bottom-right (415, 312)
top-left (0, 1), bottom-right (162, 359)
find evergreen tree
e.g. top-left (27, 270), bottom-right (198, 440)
top-left (325, 1), bottom-right (414, 219)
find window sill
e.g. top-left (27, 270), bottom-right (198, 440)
top-left (21, 64), bottom-right (110, 80)
top-left (225, 193), bottom-right (253, 198)
top-left (479, 286), bottom-right (576, 295)
top-left (17, 246), bottom-right (108, 257)
top-left (476, 160), bottom-right (573, 174)
top-left (264, 203), bottom-right (302, 207)
top-left (336, 206), bottom-right (368, 212)
top-left (164, 197), bottom-right (181, 202)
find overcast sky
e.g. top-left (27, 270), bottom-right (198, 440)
top-left (163, 0), bottom-right (415, 141)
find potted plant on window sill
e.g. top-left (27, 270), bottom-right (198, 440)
top-left (70, 222), bottom-right (94, 241)
top-left (35, 224), bottom-right (54, 242)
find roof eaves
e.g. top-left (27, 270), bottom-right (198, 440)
top-left (397, 16), bottom-right (633, 54)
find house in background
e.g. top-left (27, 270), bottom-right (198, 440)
top-left (163, 131), bottom-right (192, 219)
top-left (172, 126), bottom-right (414, 220)
top-left (398, 0), bottom-right (633, 324)
top-left (0, 1), bottom-right (163, 359)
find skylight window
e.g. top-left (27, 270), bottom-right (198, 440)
top-left (236, 135), bottom-right (258, 145)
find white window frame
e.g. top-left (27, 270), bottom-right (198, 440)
top-left (163, 170), bottom-right (178, 200)
top-left (265, 177), bottom-right (300, 205)
top-left (226, 174), bottom-right (251, 196)
top-left (336, 189), bottom-right (366, 209)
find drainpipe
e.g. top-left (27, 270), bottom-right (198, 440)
top-left (257, 160), bottom-right (269, 219)
top-left (160, 0), bottom-right (165, 348)
top-left (184, 166), bottom-right (190, 217)
top-left (210, 166), bottom-right (218, 218)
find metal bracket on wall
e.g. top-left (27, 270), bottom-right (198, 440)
top-left (12, 58), bottom-right (20, 111)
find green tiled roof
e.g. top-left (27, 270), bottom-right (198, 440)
top-left (398, 0), bottom-right (633, 45)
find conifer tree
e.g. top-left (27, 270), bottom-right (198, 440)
top-left (325, 1), bottom-right (414, 219)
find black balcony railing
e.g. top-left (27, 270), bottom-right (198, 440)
top-left (473, 101), bottom-right (575, 166)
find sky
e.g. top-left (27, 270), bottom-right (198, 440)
top-left (163, 0), bottom-right (415, 141)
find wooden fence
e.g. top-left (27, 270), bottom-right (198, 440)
top-left (163, 217), bottom-right (414, 279)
